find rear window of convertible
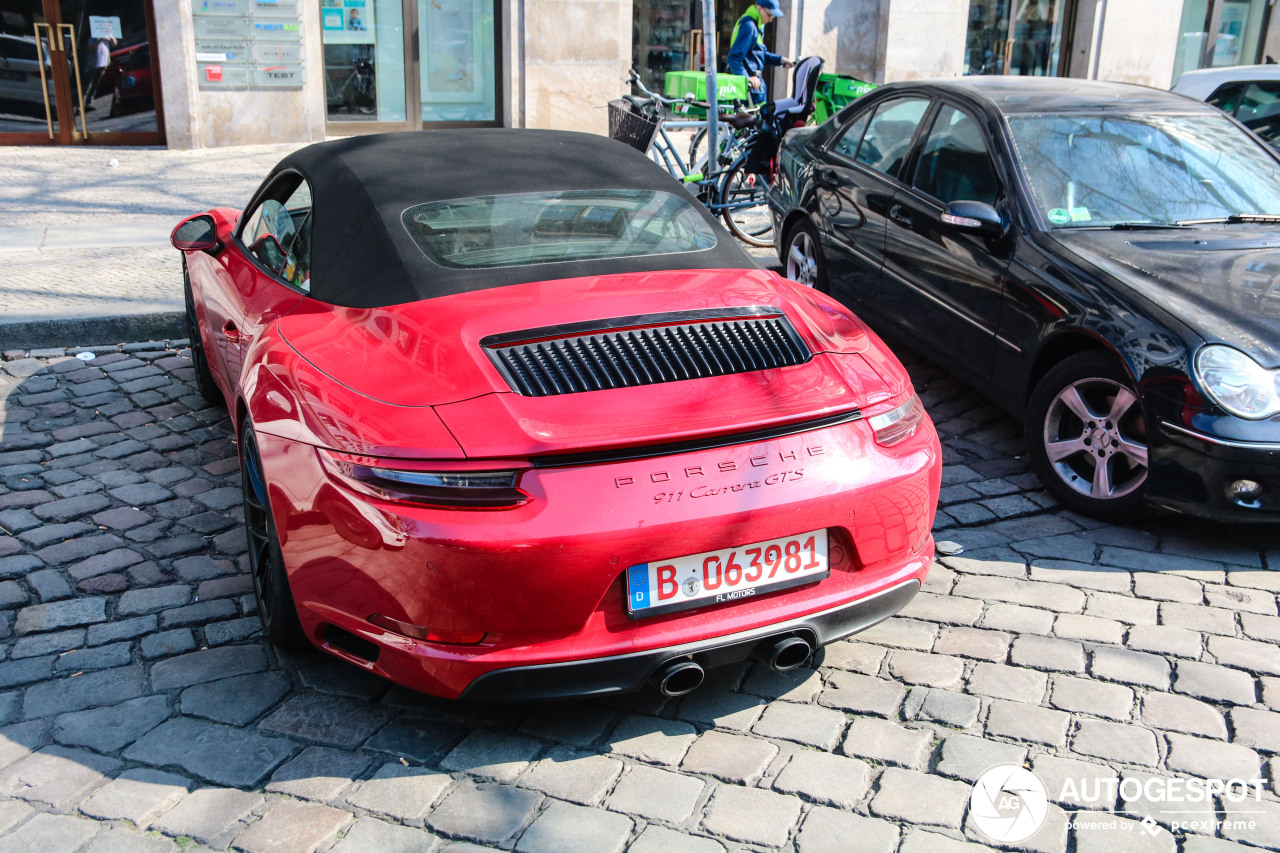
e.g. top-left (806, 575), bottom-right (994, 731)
top-left (401, 189), bottom-right (717, 269)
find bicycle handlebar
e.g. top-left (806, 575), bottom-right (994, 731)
top-left (623, 69), bottom-right (758, 118)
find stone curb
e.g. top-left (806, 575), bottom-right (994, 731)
top-left (0, 313), bottom-right (186, 352)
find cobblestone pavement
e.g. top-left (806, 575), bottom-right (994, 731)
top-left (0, 334), bottom-right (1278, 853)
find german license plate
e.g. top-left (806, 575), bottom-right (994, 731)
top-left (627, 529), bottom-right (829, 618)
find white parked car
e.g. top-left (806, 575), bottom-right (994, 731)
top-left (1172, 64), bottom-right (1280, 147)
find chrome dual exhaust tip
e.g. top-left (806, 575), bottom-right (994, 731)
top-left (651, 660), bottom-right (705, 696)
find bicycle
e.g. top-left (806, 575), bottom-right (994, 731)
top-left (610, 71), bottom-right (774, 247)
top-left (325, 57), bottom-right (376, 115)
top-left (685, 103), bottom-right (760, 172)
top-left (686, 56), bottom-right (829, 169)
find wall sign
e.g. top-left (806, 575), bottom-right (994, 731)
top-left (193, 0), bottom-right (305, 90)
top-left (88, 16), bottom-right (123, 39)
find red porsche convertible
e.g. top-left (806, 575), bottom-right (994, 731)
top-left (171, 131), bottom-right (940, 701)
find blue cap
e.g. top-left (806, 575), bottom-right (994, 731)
top-left (757, 0), bottom-right (783, 17)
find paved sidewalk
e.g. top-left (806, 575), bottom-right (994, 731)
top-left (0, 340), bottom-right (1277, 853)
top-left (0, 144), bottom-right (307, 351)
top-left (0, 139), bottom-right (778, 352)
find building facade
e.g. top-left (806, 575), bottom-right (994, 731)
top-left (0, 0), bottom-right (1274, 149)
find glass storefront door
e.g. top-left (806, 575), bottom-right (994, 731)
top-left (321, 0), bottom-right (406, 123)
top-left (321, 0), bottom-right (499, 132)
top-left (0, 0), bottom-right (163, 144)
top-left (965, 0), bottom-right (1069, 77)
top-left (633, 0), bottom-right (695, 93)
top-left (1172, 0), bottom-right (1270, 83)
top-left (629, 0), bottom-right (775, 96)
top-left (0, 1), bottom-right (64, 140)
top-left (418, 0), bottom-right (495, 123)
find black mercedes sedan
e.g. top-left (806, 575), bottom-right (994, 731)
top-left (768, 77), bottom-right (1280, 522)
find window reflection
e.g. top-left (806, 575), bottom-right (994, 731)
top-left (418, 0), bottom-right (496, 123)
top-left (1173, 0), bottom-right (1268, 83)
top-left (965, 0), bottom-right (1064, 77)
top-left (1008, 113), bottom-right (1280, 227)
top-left (321, 0), bottom-right (406, 122)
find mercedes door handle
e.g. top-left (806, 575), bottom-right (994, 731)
top-left (889, 205), bottom-right (913, 227)
top-left (814, 167), bottom-right (837, 187)
top-left (223, 321), bottom-right (243, 344)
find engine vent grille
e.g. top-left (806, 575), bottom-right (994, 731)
top-left (483, 308), bottom-right (811, 397)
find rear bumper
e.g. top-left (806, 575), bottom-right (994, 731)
top-left (460, 577), bottom-right (919, 702)
top-left (258, 410), bottom-right (940, 699)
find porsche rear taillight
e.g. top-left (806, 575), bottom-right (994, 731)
top-left (319, 451), bottom-right (530, 509)
top-left (868, 394), bottom-right (926, 447)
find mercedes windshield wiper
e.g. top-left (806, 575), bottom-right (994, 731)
top-left (1174, 214), bottom-right (1280, 225)
top-left (1105, 222), bottom-right (1188, 230)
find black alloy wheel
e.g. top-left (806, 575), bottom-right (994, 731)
top-left (183, 259), bottom-right (222, 406)
top-left (783, 221), bottom-right (829, 294)
top-left (1026, 351), bottom-right (1150, 520)
top-left (240, 420), bottom-right (309, 649)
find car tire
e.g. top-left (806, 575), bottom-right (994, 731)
top-left (783, 221), bottom-right (829, 294)
top-left (183, 259), bottom-right (222, 406)
top-left (240, 419), bottom-right (309, 650)
top-left (1025, 351), bottom-right (1149, 520)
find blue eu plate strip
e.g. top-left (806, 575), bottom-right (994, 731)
top-left (628, 564), bottom-right (650, 610)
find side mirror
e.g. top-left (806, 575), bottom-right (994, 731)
top-left (171, 214), bottom-right (221, 254)
top-left (941, 200), bottom-right (1006, 237)
top-left (249, 233), bottom-right (288, 274)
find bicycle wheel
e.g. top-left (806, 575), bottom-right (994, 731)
top-left (352, 74), bottom-right (376, 115)
top-left (688, 125), bottom-right (707, 170)
top-left (718, 155), bottom-right (774, 248)
top-left (689, 124), bottom-right (750, 171)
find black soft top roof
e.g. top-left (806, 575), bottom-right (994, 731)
top-left (272, 130), bottom-right (754, 308)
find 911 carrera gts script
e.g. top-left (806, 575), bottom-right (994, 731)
top-left (653, 469), bottom-right (804, 502)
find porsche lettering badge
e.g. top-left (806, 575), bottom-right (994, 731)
top-left (614, 444), bottom-right (825, 489)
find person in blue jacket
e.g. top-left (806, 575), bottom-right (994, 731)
top-left (726, 0), bottom-right (794, 104)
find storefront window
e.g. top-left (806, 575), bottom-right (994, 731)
top-left (633, 0), bottom-right (695, 92)
top-left (418, 0), bottom-right (495, 123)
top-left (965, 0), bottom-right (1065, 77)
top-left (1172, 0), bottom-right (1268, 83)
top-left (632, 0), bottom-right (775, 95)
top-left (320, 0), bottom-right (406, 122)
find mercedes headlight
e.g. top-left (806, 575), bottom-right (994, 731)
top-left (1194, 345), bottom-right (1280, 419)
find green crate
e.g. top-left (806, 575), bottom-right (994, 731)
top-left (663, 71), bottom-right (750, 117)
top-left (812, 74), bottom-right (877, 124)
top-left (824, 74), bottom-right (877, 100)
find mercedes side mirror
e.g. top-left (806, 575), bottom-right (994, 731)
top-left (171, 214), bottom-right (221, 254)
top-left (942, 200), bottom-right (1006, 237)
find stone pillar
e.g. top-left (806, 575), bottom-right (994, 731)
top-left (1263, 9), bottom-right (1280, 66)
top-left (780, 0), bottom-right (965, 84)
top-left (781, 0), bottom-right (888, 82)
top-left (882, 0), bottom-right (966, 81)
top-left (1090, 0), bottom-right (1183, 88)
top-left (519, 0), bottom-right (632, 133)
top-left (152, 2), bottom-right (326, 149)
